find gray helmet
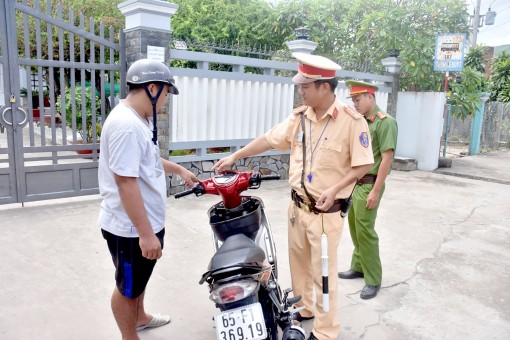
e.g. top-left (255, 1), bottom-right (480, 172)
top-left (126, 59), bottom-right (179, 95)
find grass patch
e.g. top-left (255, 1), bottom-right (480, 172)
top-left (170, 149), bottom-right (196, 156)
top-left (207, 147), bottom-right (230, 154)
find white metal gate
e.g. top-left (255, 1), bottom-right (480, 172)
top-left (0, 0), bottom-right (126, 204)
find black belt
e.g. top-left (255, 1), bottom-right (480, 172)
top-left (358, 174), bottom-right (377, 185)
top-left (291, 189), bottom-right (346, 214)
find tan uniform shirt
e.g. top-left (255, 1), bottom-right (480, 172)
top-left (265, 98), bottom-right (374, 199)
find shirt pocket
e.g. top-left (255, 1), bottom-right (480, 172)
top-left (291, 142), bottom-right (304, 168)
top-left (317, 142), bottom-right (343, 169)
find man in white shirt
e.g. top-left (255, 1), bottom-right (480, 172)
top-left (98, 59), bottom-right (198, 340)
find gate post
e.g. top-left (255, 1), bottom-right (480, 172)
top-left (286, 28), bottom-right (318, 108)
top-left (381, 56), bottom-right (402, 118)
top-left (118, 0), bottom-right (179, 193)
top-left (469, 92), bottom-right (490, 155)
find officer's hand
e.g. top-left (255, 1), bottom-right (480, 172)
top-left (315, 188), bottom-right (337, 211)
top-left (212, 155), bottom-right (236, 172)
top-left (180, 169), bottom-right (200, 188)
top-left (366, 188), bottom-right (380, 209)
top-left (139, 233), bottom-right (162, 260)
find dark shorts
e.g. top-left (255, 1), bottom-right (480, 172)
top-left (102, 228), bottom-right (165, 298)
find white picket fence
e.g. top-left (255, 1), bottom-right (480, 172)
top-left (171, 77), bottom-right (295, 141)
top-left (169, 50), bottom-right (391, 147)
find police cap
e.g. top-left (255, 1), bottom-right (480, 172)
top-left (345, 80), bottom-right (378, 98)
top-left (292, 52), bottom-right (342, 85)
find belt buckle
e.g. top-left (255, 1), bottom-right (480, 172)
top-left (302, 204), bottom-right (310, 213)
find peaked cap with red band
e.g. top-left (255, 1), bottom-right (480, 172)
top-left (292, 52), bottom-right (342, 85)
top-left (345, 80), bottom-right (379, 98)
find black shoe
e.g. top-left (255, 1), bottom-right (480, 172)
top-left (360, 284), bottom-right (381, 299)
top-left (338, 269), bottom-right (364, 279)
top-left (294, 312), bottom-right (315, 322)
top-left (308, 332), bottom-right (318, 340)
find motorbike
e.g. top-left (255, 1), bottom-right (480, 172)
top-left (175, 170), bottom-right (306, 340)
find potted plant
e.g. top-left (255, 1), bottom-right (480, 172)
top-left (56, 85), bottom-right (102, 153)
top-left (20, 87), bottom-right (51, 122)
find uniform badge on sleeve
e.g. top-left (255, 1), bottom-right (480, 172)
top-left (359, 132), bottom-right (369, 148)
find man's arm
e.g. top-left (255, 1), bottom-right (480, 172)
top-left (315, 163), bottom-right (372, 211)
top-left (366, 116), bottom-right (397, 209)
top-left (366, 149), bottom-right (394, 209)
top-left (114, 175), bottom-right (162, 260)
top-left (161, 159), bottom-right (199, 187)
top-left (212, 135), bottom-right (272, 171)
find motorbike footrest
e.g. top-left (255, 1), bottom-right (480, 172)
top-left (286, 295), bottom-right (301, 307)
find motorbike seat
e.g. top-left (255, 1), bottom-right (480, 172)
top-left (208, 233), bottom-right (265, 272)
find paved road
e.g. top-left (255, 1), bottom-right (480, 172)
top-left (1, 152), bottom-right (509, 339)
top-left (435, 149), bottom-right (510, 184)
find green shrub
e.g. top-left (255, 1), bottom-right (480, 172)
top-left (56, 86), bottom-right (102, 141)
top-left (169, 149), bottom-right (196, 156)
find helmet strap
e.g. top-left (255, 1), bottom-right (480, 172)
top-left (143, 84), bottom-right (165, 145)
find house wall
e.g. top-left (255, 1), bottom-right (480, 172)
top-left (395, 91), bottom-right (446, 170)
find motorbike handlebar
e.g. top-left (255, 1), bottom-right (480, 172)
top-left (260, 174), bottom-right (280, 181)
top-left (174, 184), bottom-right (205, 199)
top-left (174, 171), bottom-right (279, 202)
top-left (174, 188), bottom-right (195, 199)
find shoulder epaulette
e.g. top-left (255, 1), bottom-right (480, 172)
top-left (344, 106), bottom-right (362, 120)
top-left (377, 111), bottom-right (388, 119)
top-left (293, 105), bottom-right (308, 115)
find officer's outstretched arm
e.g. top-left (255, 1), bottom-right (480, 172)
top-left (212, 135), bottom-right (272, 171)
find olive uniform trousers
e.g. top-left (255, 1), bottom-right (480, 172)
top-left (348, 183), bottom-right (385, 286)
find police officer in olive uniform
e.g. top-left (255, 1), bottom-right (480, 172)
top-left (213, 54), bottom-right (374, 340)
top-left (338, 80), bottom-right (398, 300)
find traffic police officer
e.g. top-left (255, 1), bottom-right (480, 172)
top-left (213, 54), bottom-right (374, 340)
top-left (338, 80), bottom-right (398, 299)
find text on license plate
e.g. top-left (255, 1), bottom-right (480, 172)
top-left (214, 302), bottom-right (267, 340)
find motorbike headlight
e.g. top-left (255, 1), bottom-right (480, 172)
top-left (210, 279), bottom-right (259, 304)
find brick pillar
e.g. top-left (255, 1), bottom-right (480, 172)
top-left (119, 0), bottom-right (179, 193)
top-left (381, 56), bottom-right (402, 118)
top-left (385, 72), bottom-right (400, 117)
top-left (286, 29), bottom-right (318, 109)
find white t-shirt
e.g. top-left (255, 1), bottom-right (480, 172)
top-left (97, 102), bottom-right (166, 238)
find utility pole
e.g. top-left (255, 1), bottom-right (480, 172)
top-left (470, 0), bottom-right (497, 47)
top-left (471, 0), bottom-right (482, 46)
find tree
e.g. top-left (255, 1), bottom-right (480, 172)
top-left (16, 0), bottom-right (124, 61)
top-left (448, 67), bottom-right (486, 119)
top-left (171, 0), bottom-right (285, 54)
top-left (16, 0), bottom-right (475, 97)
top-left (170, 0), bottom-right (291, 73)
top-left (489, 52), bottom-right (510, 102)
top-left (444, 46), bottom-right (489, 119)
top-left (464, 45), bottom-right (488, 74)
top-left (15, 0), bottom-right (124, 106)
top-left (271, 0), bottom-right (470, 89)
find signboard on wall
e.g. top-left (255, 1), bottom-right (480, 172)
top-left (434, 34), bottom-right (466, 72)
top-left (147, 45), bottom-right (165, 62)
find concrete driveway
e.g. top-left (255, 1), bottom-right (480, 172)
top-left (1, 151), bottom-right (509, 340)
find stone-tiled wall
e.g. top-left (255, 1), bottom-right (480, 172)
top-left (168, 154), bottom-right (290, 194)
top-left (125, 28), bottom-right (173, 189)
top-left (125, 30), bottom-right (171, 67)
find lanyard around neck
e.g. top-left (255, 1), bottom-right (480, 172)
top-left (307, 115), bottom-right (331, 183)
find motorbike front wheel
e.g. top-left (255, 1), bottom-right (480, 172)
top-left (258, 287), bottom-right (278, 340)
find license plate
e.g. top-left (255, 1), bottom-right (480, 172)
top-left (214, 303), bottom-right (267, 340)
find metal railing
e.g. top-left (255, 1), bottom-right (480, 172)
top-left (441, 101), bottom-right (510, 158)
top-left (168, 138), bottom-right (289, 163)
